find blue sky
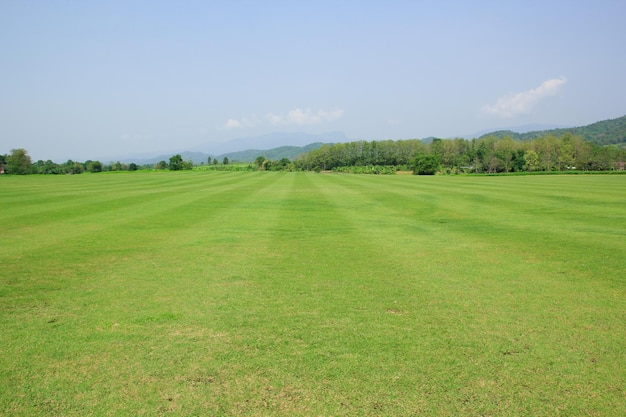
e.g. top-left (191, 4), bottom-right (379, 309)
top-left (1, 0), bottom-right (625, 162)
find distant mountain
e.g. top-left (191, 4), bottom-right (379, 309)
top-left (123, 142), bottom-right (327, 165)
top-left (465, 124), bottom-right (569, 139)
top-left (191, 131), bottom-right (348, 154)
top-left (114, 116), bottom-right (626, 165)
top-left (478, 115), bottom-right (626, 146)
top-left (419, 137), bottom-right (438, 144)
top-left (221, 142), bottom-right (327, 163)
top-left (115, 131), bottom-right (348, 165)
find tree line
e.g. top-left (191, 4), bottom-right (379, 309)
top-left (0, 151), bottom-right (231, 175)
top-left (481, 114), bottom-right (626, 147)
top-left (293, 133), bottom-right (626, 174)
top-left (3, 132), bottom-right (625, 176)
top-left (0, 149), bottom-right (151, 175)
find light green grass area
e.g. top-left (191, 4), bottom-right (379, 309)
top-left (1, 172), bottom-right (625, 416)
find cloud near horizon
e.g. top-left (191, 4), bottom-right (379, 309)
top-left (481, 78), bottom-right (567, 118)
top-left (224, 107), bottom-right (344, 129)
top-left (267, 108), bottom-right (344, 126)
top-left (224, 118), bottom-right (242, 129)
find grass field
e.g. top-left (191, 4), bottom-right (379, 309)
top-left (1, 172), bottom-right (625, 416)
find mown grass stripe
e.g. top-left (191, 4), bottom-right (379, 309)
top-left (332, 174), bottom-right (623, 411)
top-left (1, 172), bottom-right (624, 416)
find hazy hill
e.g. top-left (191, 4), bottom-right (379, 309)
top-left (467, 123), bottom-right (569, 138)
top-left (479, 115), bottom-right (626, 146)
top-left (221, 142), bottom-right (327, 163)
top-left (191, 131), bottom-right (348, 154)
top-left (116, 132), bottom-right (346, 165)
top-left (117, 116), bottom-right (626, 165)
top-left (128, 142), bottom-right (327, 165)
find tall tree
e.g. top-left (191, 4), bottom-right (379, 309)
top-left (255, 156), bottom-right (267, 169)
top-left (524, 150), bottom-right (539, 172)
top-left (535, 135), bottom-right (560, 171)
top-left (494, 137), bottom-right (516, 172)
top-left (87, 160), bottom-right (103, 173)
top-left (412, 154), bottom-right (440, 175)
top-left (0, 154), bottom-right (6, 174)
top-left (7, 148), bottom-right (33, 174)
top-left (169, 154), bottom-right (183, 171)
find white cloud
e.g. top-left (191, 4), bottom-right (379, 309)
top-left (222, 116), bottom-right (260, 129)
top-left (224, 118), bottom-right (242, 129)
top-left (266, 108), bottom-right (344, 126)
top-left (481, 78), bottom-right (567, 118)
top-left (224, 108), bottom-right (343, 129)
top-left (120, 132), bottom-right (155, 141)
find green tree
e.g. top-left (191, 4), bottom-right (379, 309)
top-left (7, 148), bottom-right (33, 174)
top-left (475, 139), bottom-right (492, 172)
top-left (442, 138), bottom-right (468, 168)
top-left (255, 156), bottom-right (267, 169)
top-left (40, 160), bottom-right (60, 174)
top-left (222, 157), bottom-right (229, 165)
top-left (412, 154), bottom-right (440, 175)
top-left (156, 160), bottom-right (168, 170)
top-left (557, 143), bottom-right (575, 171)
top-left (524, 150), bottom-right (539, 172)
top-left (494, 137), bottom-right (516, 172)
top-left (111, 161), bottom-right (127, 171)
top-left (72, 162), bottom-right (84, 174)
top-left (487, 156), bottom-right (503, 173)
top-left (128, 162), bottom-right (138, 171)
top-left (34, 159), bottom-right (55, 174)
top-left (169, 154), bottom-right (183, 171)
top-left (570, 134), bottom-right (592, 170)
top-left (274, 158), bottom-right (292, 171)
top-left (535, 134), bottom-right (560, 171)
top-left (511, 150), bottom-right (526, 172)
top-left (182, 160), bottom-right (194, 170)
top-left (87, 160), bottom-right (103, 173)
top-left (430, 138), bottom-right (444, 162)
top-left (589, 146), bottom-right (618, 171)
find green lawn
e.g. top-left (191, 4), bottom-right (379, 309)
top-left (1, 172), bottom-right (624, 416)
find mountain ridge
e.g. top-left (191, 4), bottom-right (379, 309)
top-left (477, 115), bottom-right (626, 146)
top-left (117, 115), bottom-right (626, 165)
top-left (465, 123), bottom-right (571, 139)
top-left (190, 131), bottom-right (348, 154)
top-left (118, 132), bottom-right (347, 164)
top-left (123, 142), bottom-right (329, 165)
